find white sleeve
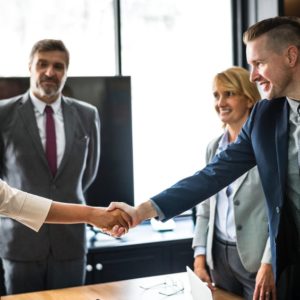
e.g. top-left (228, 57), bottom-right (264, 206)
top-left (0, 180), bottom-right (52, 232)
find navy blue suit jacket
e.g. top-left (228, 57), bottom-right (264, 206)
top-left (152, 97), bottom-right (292, 279)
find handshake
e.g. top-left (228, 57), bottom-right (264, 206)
top-left (93, 201), bottom-right (158, 237)
top-left (45, 199), bottom-right (158, 236)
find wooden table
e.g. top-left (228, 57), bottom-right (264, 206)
top-left (2, 272), bottom-right (244, 300)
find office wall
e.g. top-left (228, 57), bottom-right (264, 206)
top-left (284, 0), bottom-right (300, 16)
top-left (233, 0), bottom-right (283, 68)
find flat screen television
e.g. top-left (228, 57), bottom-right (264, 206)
top-left (0, 76), bottom-right (134, 207)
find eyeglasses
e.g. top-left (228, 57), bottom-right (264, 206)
top-left (139, 276), bottom-right (184, 296)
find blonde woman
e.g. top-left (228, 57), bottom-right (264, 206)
top-left (192, 67), bottom-right (275, 300)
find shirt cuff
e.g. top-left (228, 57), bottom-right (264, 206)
top-left (194, 246), bottom-right (206, 258)
top-left (150, 199), bottom-right (165, 220)
top-left (15, 191), bottom-right (52, 232)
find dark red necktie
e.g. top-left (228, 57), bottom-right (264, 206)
top-left (45, 105), bottom-right (57, 176)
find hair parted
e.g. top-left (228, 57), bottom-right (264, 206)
top-left (243, 16), bottom-right (300, 52)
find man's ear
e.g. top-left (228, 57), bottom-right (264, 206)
top-left (286, 45), bottom-right (299, 67)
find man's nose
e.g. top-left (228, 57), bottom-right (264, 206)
top-left (45, 66), bottom-right (55, 77)
top-left (249, 67), bottom-right (258, 83)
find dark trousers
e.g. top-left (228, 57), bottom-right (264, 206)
top-left (276, 203), bottom-right (300, 299)
top-left (211, 237), bottom-right (256, 300)
top-left (0, 260), bottom-right (6, 296)
top-left (2, 254), bottom-right (86, 295)
top-left (277, 263), bottom-right (300, 300)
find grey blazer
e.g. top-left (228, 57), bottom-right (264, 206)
top-left (0, 92), bottom-right (100, 261)
top-left (192, 135), bottom-right (271, 273)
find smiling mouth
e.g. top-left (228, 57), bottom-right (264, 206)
top-left (220, 109), bottom-right (231, 114)
top-left (259, 81), bottom-right (270, 91)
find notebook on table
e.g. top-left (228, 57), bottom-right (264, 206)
top-left (186, 266), bottom-right (213, 300)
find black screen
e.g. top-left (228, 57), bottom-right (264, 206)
top-left (0, 76), bottom-right (134, 207)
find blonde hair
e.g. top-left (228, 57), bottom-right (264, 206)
top-left (213, 66), bottom-right (261, 108)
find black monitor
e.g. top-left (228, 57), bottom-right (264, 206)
top-left (0, 76), bottom-right (134, 207)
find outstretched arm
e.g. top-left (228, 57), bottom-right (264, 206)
top-left (0, 180), bottom-right (131, 232)
top-left (46, 201), bottom-right (132, 232)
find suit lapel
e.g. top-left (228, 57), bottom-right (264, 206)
top-left (275, 99), bottom-right (289, 199)
top-left (231, 172), bottom-right (249, 198)
top-left (17, 93), bottom-right (49, 168)
top-left (211, 134), bottom-right (249, 198)
top-left (56, 97), bottom-right (76, 177)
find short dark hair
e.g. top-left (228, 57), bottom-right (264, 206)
top-left (243, 16), bottom-right (300, 52)
top-left (29, 39), bottom-right (70, 67)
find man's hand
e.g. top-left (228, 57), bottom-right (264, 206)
top-left (253, 263), bottom-right (276, 300)
top-left (106, 200), bottom-right (158, 237)
top-left (108, 202), bottom-right (140, 227)
top-left (88, 207), bottom-right (132, 233)
top-left (105, 202), bottom-right (139, 237)
top-left (194, 255), bottom-right (216, 291)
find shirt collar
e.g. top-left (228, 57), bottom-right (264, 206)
top-left (29, 90), bottom-right (62, 114)
top-left (287, 97), bottom-right (300, 116)
top-left (217, 130), bottom-right (230, 152)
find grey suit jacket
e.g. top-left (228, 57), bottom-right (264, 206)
top-left (0, 92), bottom-right (100, 261)
top-left (192, 135), bottom-right (271, 273)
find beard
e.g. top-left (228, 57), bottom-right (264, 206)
top-left (40, 84), bottom-right (59, 96)
top-left (40, 77), bottom-right (59, 95)
top-left (32, 75), bottom-right (65, 99)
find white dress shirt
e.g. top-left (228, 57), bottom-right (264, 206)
top-left (214, 132), bottom-right (238, 242)
top-left (286, 97), bottom-right (300, 237)
top-left (0, 179), bottom-right (52, 232)
top-left (194, 131), bottom-right (238, 256)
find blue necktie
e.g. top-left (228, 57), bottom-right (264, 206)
top-left (226, 185), bottom-right (232, 198)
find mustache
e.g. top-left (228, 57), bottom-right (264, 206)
top-left (40, 76), bottom-right (59, 84)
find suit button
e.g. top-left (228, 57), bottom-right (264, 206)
top-left (236, 225), bottom-right (242, 231)
top-left (276, 206), bottom-right (280, 214)
top-left (234, 200), bottom-right (240, 206)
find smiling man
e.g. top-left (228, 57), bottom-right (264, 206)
top-left (0, 39), bottom-right (101, 294)
top-left (108, 16), bottom-right (300, 300)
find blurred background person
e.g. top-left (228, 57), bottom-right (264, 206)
top-left (0, 39), bottom-right (100, 295)
top-left (192, 67), bottom-right (274, 300)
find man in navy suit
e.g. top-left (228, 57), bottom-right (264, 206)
top-left (108, 16), bottom-right (300, 300)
